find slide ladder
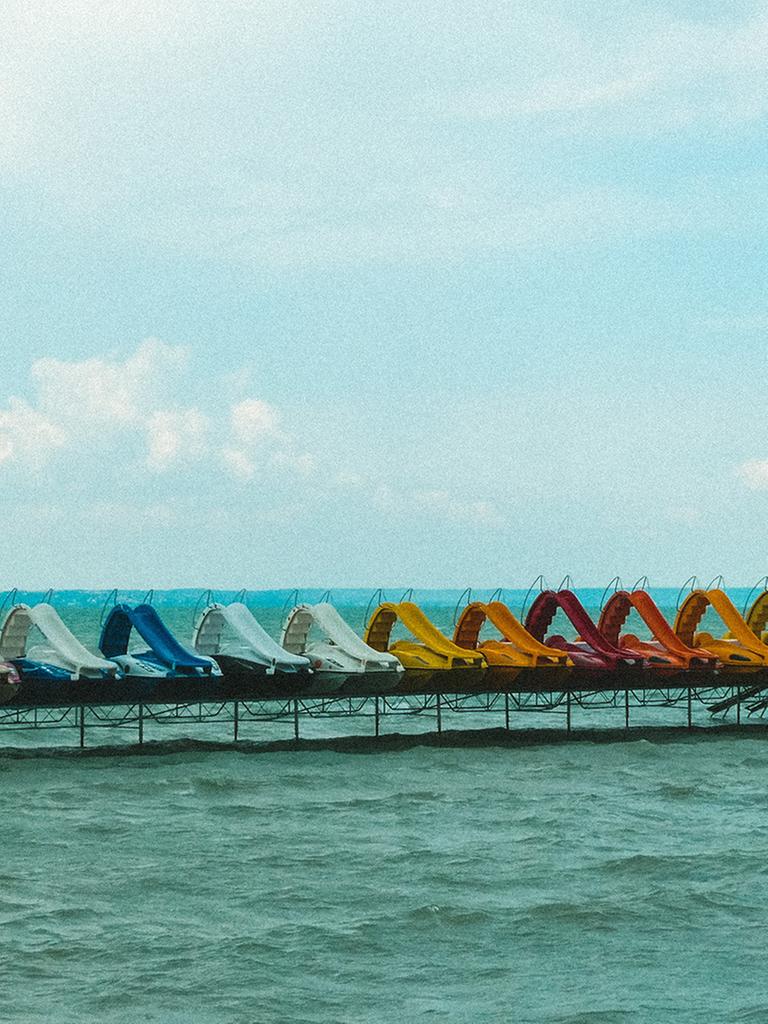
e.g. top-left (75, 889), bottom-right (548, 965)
top-left (599, 590), bottom-right (716, 670)
top-left (194, 602), bottom-right (310, 674)
top-left (454, 601), bottom-right (570, 668)
top-left (0, 602), bottom-right (117, 679)
top-left (364, 601), bottom-right (485, 670)
top-left (525, 590), bottom-right (643, 670)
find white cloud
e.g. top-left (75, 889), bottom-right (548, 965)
top-left (146, 408), bottom-right (209, 472)
top-left (738, 460), bottom-right (768, 490)
top-left (0, 338), bottom-right (194, 470)
top-left (0, 334), bottom-right (745, 560)
top-left (0, 340), bottom-right (314, 480)
top-left (221, 447), bottom-right (256, 482)
top-left (221, 396), bottom-right (316, 481)
top-left (31, 338), bottom-right (188, 428)
top-left (230, 398), bottom-right (281, 445)
top-left (0, 398), bottom-right (66, 469)
top-left (222, 366), bottom-right (255, 396)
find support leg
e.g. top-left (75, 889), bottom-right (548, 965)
top-left (293, 700), bottom-right (300, 741)
top-left (566, 692), bottom-right (572, 734)
top-left (138, 704), bottom-right (144, 746)
top-left (687, 688), bottom-right (693, 729)
top-left (436, 693), bottom-right (442, 735)
top-left (374, 696), bottom-right (380, 738)
top-left (625, 689), bottom-right (630, 731)
top-left (79, 706), bottom-right (85, 749)
top-left (504, 692), bottom-right (510, 731)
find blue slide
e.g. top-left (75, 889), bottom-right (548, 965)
top-left (100, 603), bottom-right (219, 676)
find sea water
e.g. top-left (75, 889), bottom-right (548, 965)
top-left (1, 589), bottom-right (766, 1023)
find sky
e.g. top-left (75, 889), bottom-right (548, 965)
top-left (1, 1), bottom-right (768, 589)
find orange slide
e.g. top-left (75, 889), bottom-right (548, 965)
top-left (599, 589), bottom-right (716, 670)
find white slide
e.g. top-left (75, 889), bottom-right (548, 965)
top-left (0, 603), bottom-right (118, 679)
top-left (281, 603), bottom-right (403, 675)
top-left (194, 602), bottom-right (311, 674)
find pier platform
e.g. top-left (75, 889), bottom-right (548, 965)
top-left (1, 668), bottom-right (766, 749)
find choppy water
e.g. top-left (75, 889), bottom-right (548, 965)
top-left (3, 589), bottom-right (767, 1022)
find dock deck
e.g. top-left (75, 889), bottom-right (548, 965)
top-left (1, 667), bottom-right (766, 748)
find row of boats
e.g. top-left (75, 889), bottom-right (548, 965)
top-left (1, 582), bottom-right (768, 703)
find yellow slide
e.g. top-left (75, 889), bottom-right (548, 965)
top-left (454, 601), bottom-right (571, 668)
top-left (674, 588), bottom-right (768, 669)
top-left (364, 601), bottom-right (486, 670)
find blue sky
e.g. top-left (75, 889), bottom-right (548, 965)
top-left (1, 1), bottom-right (768, 588)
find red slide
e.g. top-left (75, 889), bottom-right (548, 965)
top-left (525, 590), bottom-right (643, 670)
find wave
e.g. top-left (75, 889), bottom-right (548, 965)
top-left (2, 723), bottom-right (767, 762)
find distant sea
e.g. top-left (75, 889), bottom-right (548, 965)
top-left (2, 588), bottom-right (766, 1022)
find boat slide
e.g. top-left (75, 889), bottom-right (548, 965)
top-left (194, 601), bottom-right (311, 675)
top-left (599, 590), bottom-right (716, 669)
top-left (453, 601), bottom-right (570, 668)
top-left (364, 601), bottom-right (485, 670)
top-left (525, 590), bottom-right (643, 670)
top-left (281, 602), bottom-right (403, 676)
top-left (0, 602), bottom-right (118, 679)
top-left (100, 603), bottom-right (221, 678)
top-left (674, 589), bottom-right (768, 669)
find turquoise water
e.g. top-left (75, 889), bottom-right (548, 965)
top-left (3, 590), bottom-right (767, 1022)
